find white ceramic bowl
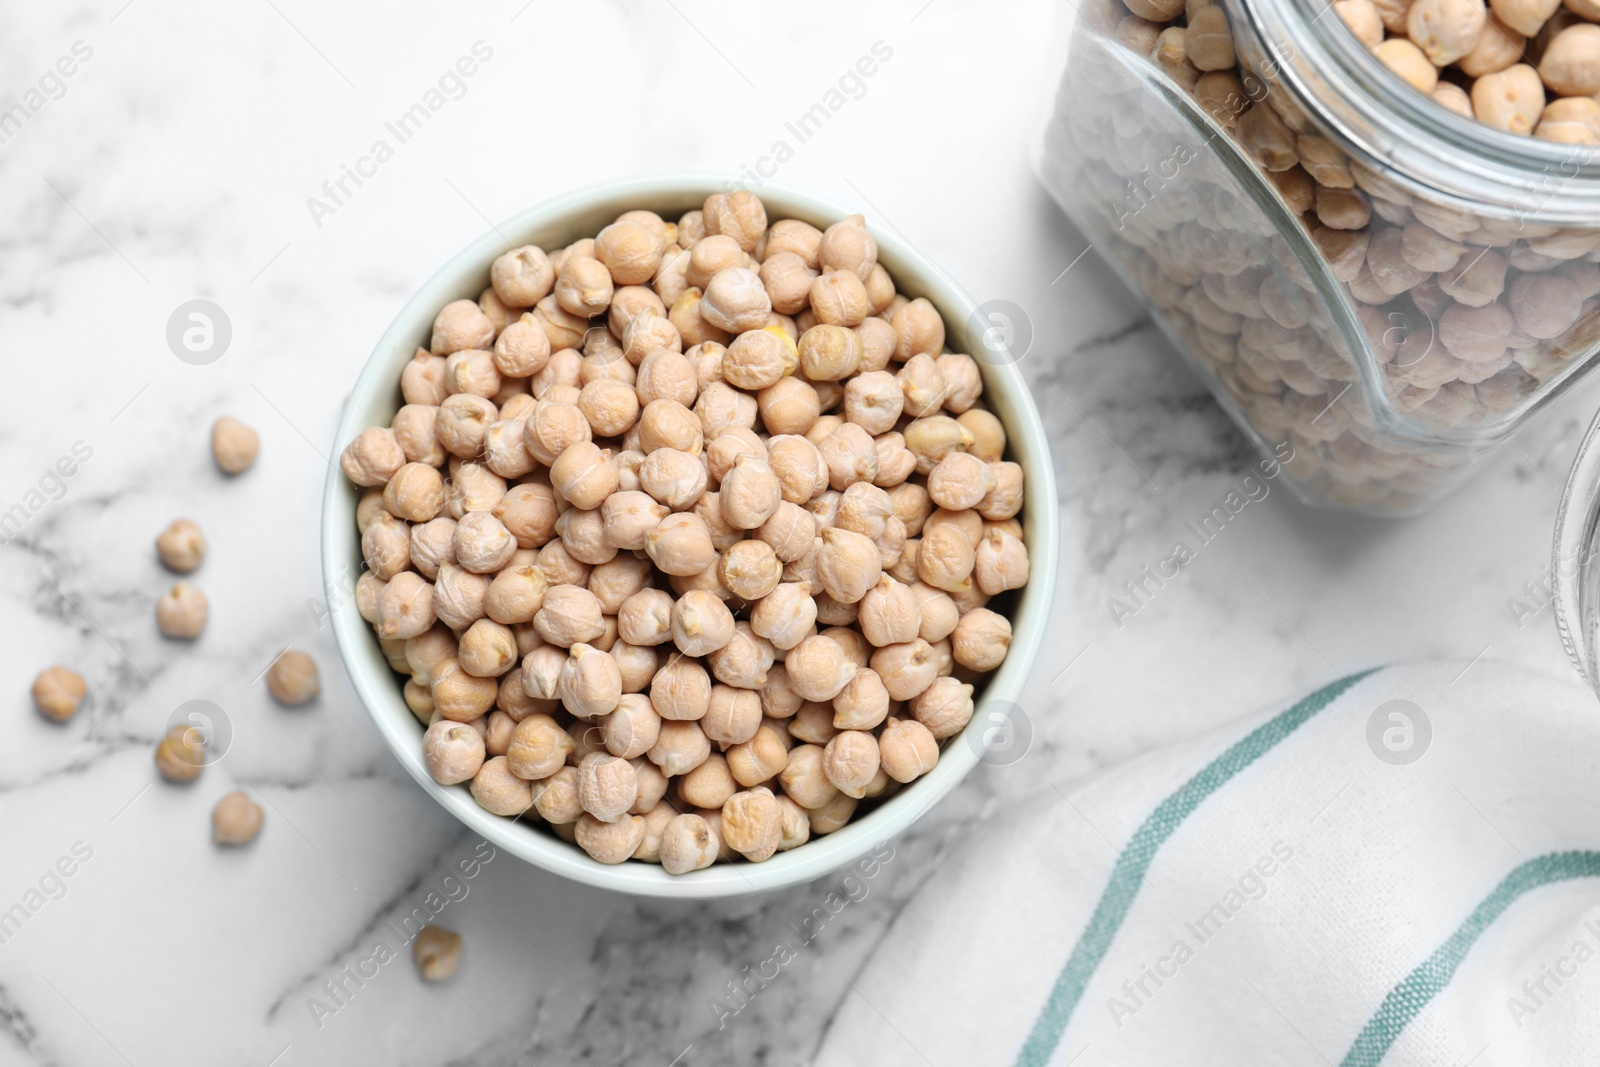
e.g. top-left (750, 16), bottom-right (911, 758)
top-left (323, 176), bottom-right (1059, 897)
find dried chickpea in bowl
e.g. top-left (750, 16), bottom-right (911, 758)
top-left (325, 180), bottom-right (1056, 896)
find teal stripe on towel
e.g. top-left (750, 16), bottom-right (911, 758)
top-left (1341, 850), bottom-right (1600, 1067)
top-left (1015, 669), bottom-right (1378, 1067)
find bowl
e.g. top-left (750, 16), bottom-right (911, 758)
top-left (322, 175), bottom-right (1059, 897)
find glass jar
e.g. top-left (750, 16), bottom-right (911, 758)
top-left (1037, 0), bottom-right (1600, 514)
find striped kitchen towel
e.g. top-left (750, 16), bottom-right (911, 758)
top-left (812, 661), bottom-right (1600, 1067)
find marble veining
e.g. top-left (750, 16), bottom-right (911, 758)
top-left (0, 0), bottom-right (1594, 1064)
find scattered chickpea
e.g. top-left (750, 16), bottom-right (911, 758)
top-left (155, 519), bottom-right (206, 573)
top-left (212, 790), bottom-right (264, 845)
top-left (413, 925), bottom-right (462, 981)
top-left (32, 665), bottom-right (86, 722)
top-left (157, 581), bottom-right (209, 639)
top-left (211, 417), bottom-right (260, 476)
top-left (266, 649), bottom-right (320, 705)
top-left (155, 724), bottom-right (206, 782)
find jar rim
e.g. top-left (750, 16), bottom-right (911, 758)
top-left (1240, 0), bottom-right (1600, 221)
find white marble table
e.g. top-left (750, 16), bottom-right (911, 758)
top-left (1, 1), bottom-right (1593, 1064)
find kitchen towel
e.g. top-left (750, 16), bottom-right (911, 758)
top-left (812, 660), bottom-right (1600, 1067)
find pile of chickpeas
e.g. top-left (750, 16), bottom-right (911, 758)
top-left (1076, 0), bottom-right (1600, 509)
top-left (1349, 0), bottom-right (1600, 139)
top-left (343, 193), bottom-right (1029, 872)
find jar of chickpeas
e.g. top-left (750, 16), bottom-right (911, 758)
top-left (1040, 0), bottom-right (1600, 513)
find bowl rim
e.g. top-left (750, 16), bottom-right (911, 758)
top-left (321, 173), bottom-right (1060, 898)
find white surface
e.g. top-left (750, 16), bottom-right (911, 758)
top-left (0, 0), bottom-right (1593, 1064)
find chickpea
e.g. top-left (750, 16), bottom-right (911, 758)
top-left (429, 659), bottom-right (496, 722)
top-left (506, 714), bottom-right (573, 780)
top-left (261, 648), bottom-right (319, 706)
top-left (695, 381), bottom-right (758, 438)
top-left (659, 813), bottom-right (719, 874)
top-left (463, 756), bottom-right (530, 818)
top-left (697, 684), bottom-right (761, 745)
top-left (445, 463), bottom-right (507, 520)
top-left (676, 752), bottom-right (735, 810)
top-left (910, 676), bottom-right (976, 741)
top-left (636, 448), bottom-right (707, 512)
top-left (753, 377), bottom-right (818, 437)
top-left (717, 789), bottom-right (781, 861)
top-left (950, 608), bottom-right (1012, 672)
top-left (904, 416), bottom-right (975, 476)
top-left (355, 573), bottom-right (386, 626)
top-left (650, 655), bottom-right (712, 721)
top-left (807, 271), bottom-right (870, 327)
top-left (723, 327), bottom-right (798, 390)
top-left (545, 441), bottom-right (617, 511)
top-left (714, 454), bottom-right (779, 531)
top-left (1407, 0), bottom-right (1490, 64)
top-left (591, 220), bottom-right (662, 287)
top-left (813, 526), bottom-right (883, 605)
top-left (1536, 96), bottom-right (1600, 143)
top-left (828, 666), bottom-right (888, 730)
top-left (749, 581), bottom-right (820, 651)
top-left (700, 268), bottom-right (772, 334)
top-left (635, 354), bottom-right (699, 418)
top-left (431, 298), bottom-right (495, 355)
top-left (484, 709), bottom-right (517, 755)
top-left (778, 744), bottom-right (838, 809)
top-left (574, 812), bottom-right (646, 864)
top-left (393, 406), bottom-right (446, 470)
top-left (816, 215), bottom-right (877, 282)
top-left (156, 581), bottom-right (208, 639)
top-left (648, 719), bottom-right (713, 776)
top-left (821, 731), bottom-right (881, 799)
top-left (712, 539), bottom-right (778, 601)
top-left (528, 765), bottom-right (579, 823)
top-left (726, 725), bottom-right (790, 787)
top-left (482, 562), bottom-right (549, 625)
top-left (869, 638), bottom-right (939, 701)
top-left (573, 750), bottom-right (638, 822)
top-left (154, 519), bottom-right (206, 574)
top-left (490, 245), bottom-right (554, 307)
top-left (208, 415), bottom-right (260, 476)
top-left (451, 511), bottom-right (517, 575)
top-left (760, 251), bottom-right (817, 314)
top-left (615, 588), bottom-right (674, 648)
top-left (637, 398), bottom-right (704, 455)
top-left (1473, 63), bottom-right (1545, 132)
top-left (378, 463), bottom-right (442, 524)
top-left (211, 790), bottom-right (264, 845)
top-left (757, 501), bottom-right (818, 563)
top-left (766, 435), bottom-right (828, 505)
top-left (1539, 23), bottom-right (1600, 95)
top-left (785, 634), bottom-right (858, 703)
top-left (531, 584), bottom-right (605, 648)
top-left (671, 589), bottom-right (735, 657)
top-left (151, 723), bottom-right (206, 782)
top-left (877, 717), bottom-right (939, 783)
top-left (454, 617), bottom-right (514, 678)
top-left (595, 693), bottom-right (660, 760)
top-left (1460, 12), bottom-right (1527, 75)
top-left (818, 422), bottom-right (880, 490)
top-left (32, 665), bottom-right (86, 722)
top-left (523, 401), bottom-right (592, 467)
top-left (402, 349), bottom-right (450, 406)
top-left (424, 719), bottom-right (486, 785)
top-left (557, 642), bottom-right (622, 719)
top-left (630, 757), bottom-right (671, 815)
top-left (645, 512), bottom-right (717, 577)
